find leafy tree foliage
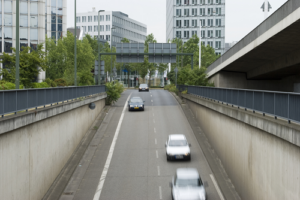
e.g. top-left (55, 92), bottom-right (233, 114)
top-left (0, 44), bottom-right (46, 88)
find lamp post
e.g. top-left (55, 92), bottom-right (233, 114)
top-left (199, 20), bottom-right (202, 69)
top-left (110, 26), bottom-right (116, 82)
top-left (74, 0), bottom-right (77, 86)
top-left (98, 10), bottom-right (105, 85)
top-left (15, 0), bottom-right (20, 89)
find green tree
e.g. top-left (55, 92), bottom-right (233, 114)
top-left (0, 44), bottom-right (46, 88)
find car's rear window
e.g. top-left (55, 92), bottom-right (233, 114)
top-left (169, 140), bottom-right (187, 146)
top-left (130, 99), bottom-right (142, 103)
top-left (175, 178), bottom-right (202, 187)
top-left (140, 84), bottom-right (148, 87)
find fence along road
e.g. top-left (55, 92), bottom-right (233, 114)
top-left (0, 85), bottom-right (106, 117)
top-left (177, 85), bottom-right (300, 124)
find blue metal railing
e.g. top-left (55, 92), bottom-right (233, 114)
top-left (0, 85), bottom-right (106, 117)
top-left (178, 85), bottom-right (300, 123)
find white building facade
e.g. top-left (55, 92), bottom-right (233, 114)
top-left (76, 8), bottom-right (147, 47)
top-left (166, 0), bottom-right (225, 55)
top-left (0, 0), bottom-right (67, 81)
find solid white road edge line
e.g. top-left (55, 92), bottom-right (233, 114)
top-left (93, 93), bottom-right (132, 200)
top-left (210, 174), bottom-right (225, 200)
top-left (159, 186), bottom-right (162, 199)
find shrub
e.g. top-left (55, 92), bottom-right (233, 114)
top-left (164, 84), bottom-right (178, 93)
top-left (105, 81), bottom-right (124, 105)
top-left (44, 78), bottom-right (57, 87)
top-left (0, 81), bottom-right (24, 90)
top-left (32, 82), bottom-right (50, 88)
top-left (181, 90), bottom-right (187, 94)
top-left (54, 78), bottom-right (67, 86)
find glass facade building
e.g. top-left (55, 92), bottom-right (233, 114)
top-left (0, 0), bottom-right (67, 81)
top-left (166, 0), bottom-right (225, 55)
top-left (76, 9), bottom-right (147, 48)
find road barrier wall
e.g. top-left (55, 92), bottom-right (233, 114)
top-left (182, 93), bottom-right (300, 200)
top-left (0, 93), bottom-right (106, 200)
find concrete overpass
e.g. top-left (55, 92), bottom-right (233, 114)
top-left (207, 0), bottom-right (300, 92)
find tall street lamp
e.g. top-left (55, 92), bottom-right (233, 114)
top-left (74, 0), bottom-right (77, 86)
top-left (110, 26), bottom-right (116, 82)
top-left (98, 10), bottom-right (105, 85)
top-left (15, 0), bottom-right (20, 89)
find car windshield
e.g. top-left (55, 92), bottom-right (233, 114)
top-left (130, 99), bottom-right (143, 103)
top-left (176, 178), bottom-right (202, 187)
top-left (169, 140), bottom-right (187, 146)
top-left (140, 84), bottom-right (148, 87)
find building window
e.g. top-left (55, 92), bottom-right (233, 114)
top-left (176, 0), bottom-right (181, 5)
top-left (216, 19), bottom-right (221, 26)
top-left (20, 2), bottom-right (28, 14)
top-left (216, 8), bottom-right (221, 15)
top-left (184, 0), bottom-right (189, 5)
top-left (207, 8), bottom-right (213, 15)
top-left (100, 25), bottom-right (104, 31)
top-left (30, 3), bottom-right (38, 15)
top-left (31, 16), bottom-right (38, 28)
top-left (200, 8), bottom-right (205, 16)
top-left (184, 9), bottom-right (189, 16)
top-left (30, 41), bottom-right (37, 51)
top-left (88, 16), bottom-right (92, 22)
top-left (207, 41), bottom-right (213, 47)
top-left (58, 24), bottom-right (62, 31)
top-left (184, 20), bottom-right (189, 27)
top-left (200, 19), bottom-right (205, 26)
top-left (4, 14), bottom-right (12, 26)
top-left (191, 0), bottom-right (196, 4)
top-left (82, 16), bottom-right (86, 22)
top-left (216, 0), bottom-right (221, 4)
top-left (191, 19), bottom-right (197, 27)
top-left (176, 20), bottom-right (181, 27)
top-left (176, 31), bottom-right (181, 38)
top-left (207, 30), bottom-right (213, 37)
top-left (58, 15), bottom-right (62, 23)
top-left (57, 31), bottom-right (62, 39)
top-left (184, 31), bottom-right (189, 39)
top-left (100, 15), bottom-right (104, 21)
top-left (51, 0), bottom-right (56, 7)
top-left (94, 26), bottom-right (97, 32)
top-left (58, 0), bottom-right (63, 7)
top-left (94, 15), bottom-right (98, 22)
top-left (215, 30), bottom-right (221, 37)
top-left (207, 19), bottom-right (213, 27)
top-left (20, 28), bottom-right (28, 40)
top-left (88, 26), bottom-right (92, 32)
top-left (191, 30), bottom-right (197, 36)
top-left (4, 1), bottom-right (12, 13)
top-left (106, 25), bottom-right (110, 31)
top-left (201, 30), bottom-right (205, 38)
top-left (215, 41), bottom-right (221, 49)
top-left (31, 29), bottom-right (38, 40)
top-left (176, 9), bottom-right (181, 16)
top-left (20, 15), bottom-right (28, 27)
top-left (106, 35), bottom-right (110, 41)
top-left (106, 15), bottom-right (110, 21)
top-left (4, 40), bottom-right (12, 53)
top-left (192, 8), bottom-right (197, 16)
top-left (207, 0), bottom-right (211, 4)
top-left (76, 16), bottom-right (80, 22)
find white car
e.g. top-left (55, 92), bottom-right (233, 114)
top-left (165, 134), bottom-right (191, 161)
top-left (170, 168), bottom-right (207, 200)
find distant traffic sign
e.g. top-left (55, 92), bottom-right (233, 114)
top-left (116, 43), bottom-right (144, 63)
top-left (148, 43), bottom-right (177, 63)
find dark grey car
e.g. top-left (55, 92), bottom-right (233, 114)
top-left (139, 84), bottom-right (149, 92)
top-left (128, 97), bottom-right (145, 111)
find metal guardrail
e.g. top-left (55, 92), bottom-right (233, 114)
top-left (177, 85), bottom-right (300, 124)
top-left (0, 85), bottom-right (106, 117)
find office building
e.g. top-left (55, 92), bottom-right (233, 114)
top-left (76, 8), bottom-right (147, 47)
top-left (166, 0), bottom-right (225, 55)
top-left (224, 41), bottom-right (237, 53)
top-left (0, 0), bottom-right (67, 82)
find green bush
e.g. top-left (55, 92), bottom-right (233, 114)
top-left (105, 81), bottom-right (124, 105)
top-left (44, 78), bottom-right (57, 87)
top-left (0, 81), bottom-right (24, 90)
top-left (181, 90), bottom-right (187, 94)
top-left (164, 84), bottom-right (178, 93)
top-left (32, 82), bottom-right (50, 88)
top-left (54, 78), bottom-right (67, 86)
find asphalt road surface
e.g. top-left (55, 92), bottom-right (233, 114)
top-left (60, 89), bottom-right (224, 200)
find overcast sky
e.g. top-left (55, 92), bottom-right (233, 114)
top-left (67, 0), bottom-right (288, 43)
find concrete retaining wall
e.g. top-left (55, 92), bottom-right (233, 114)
top-left (0, 94), bottom-right (106, 200)
top-left (183, 94), bottom-right (300, 200)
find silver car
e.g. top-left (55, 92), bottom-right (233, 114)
top-left (170, 168), bottom-right (206, 200)
top-left (165, 134), bottom-right (191, 161)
